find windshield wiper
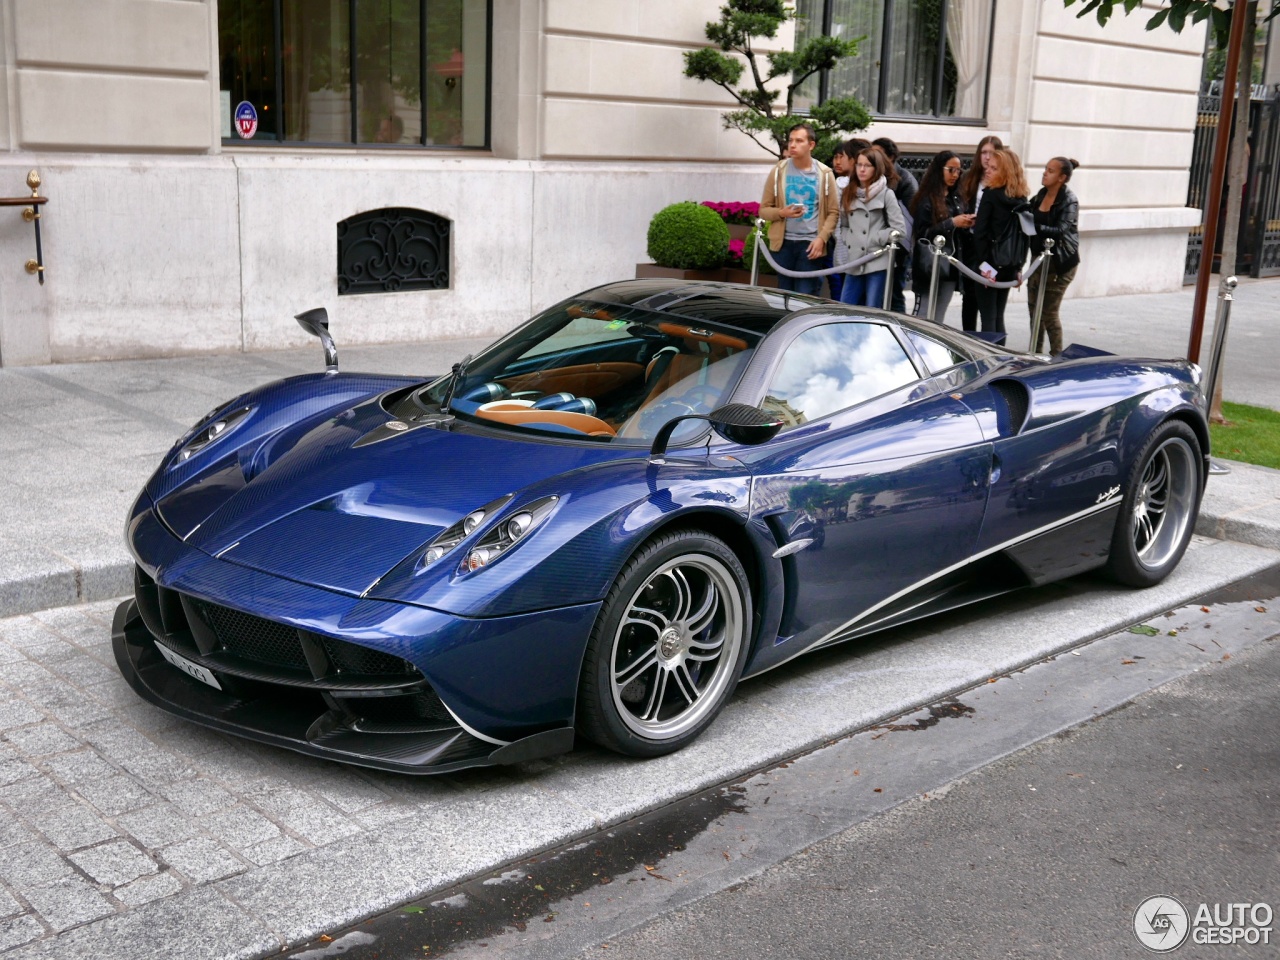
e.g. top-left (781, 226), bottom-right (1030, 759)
top-left (439, 354), bottom-right (472, 414)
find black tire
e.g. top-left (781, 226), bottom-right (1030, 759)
top-left (576, 529), bottom-right (752, 757)
top-left (1105, 420), bottom-right (1202, 588)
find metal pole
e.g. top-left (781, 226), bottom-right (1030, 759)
top-left (1204, 274), bottom-right (1238, 475)
top-left (882, 231), bottom-right (901, 311)
top-left (927, 235), bottom-right (944, 322)
top-left (1203, 274), bottom-right (1237, 416)
top-left (1188, 0), bottom-right (1250, 363)
top-left (1029, 237), bottom-right (1054, 353)
top-left (750, 218), bottom-right (764, 287)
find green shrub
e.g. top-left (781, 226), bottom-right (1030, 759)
top-left (647, 202), bottom-right (730, 270)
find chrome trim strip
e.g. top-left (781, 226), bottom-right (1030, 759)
top-left (772, 538), bottom-right (814, 559)
top-left (747, 496), bottom-right (1123, 678)
top-left (440, 700), bottom-right (510, 746)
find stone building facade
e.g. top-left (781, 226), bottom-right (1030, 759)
top-left (0, 0), bottom-right (1205, 365)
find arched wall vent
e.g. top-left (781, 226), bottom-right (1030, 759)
top-left (337, 208), bottom-right (450, 295)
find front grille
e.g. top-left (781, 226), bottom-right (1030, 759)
top-left (198, 602), bottom-right (309, 670)
top-left (133, 568), bottom-right (422, 686)
top-left (320, 636), bottom-right (410, 676)
top-left (346, 691), bottom-right (454, 725)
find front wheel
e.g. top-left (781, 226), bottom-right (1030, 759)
top-left (577, 530), bottom-right (751, 757)
top-left (1105, 420), bottom-right (1202, 587)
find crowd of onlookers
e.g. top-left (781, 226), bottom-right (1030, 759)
top-left (759, 123), bottom-right (1082, 355)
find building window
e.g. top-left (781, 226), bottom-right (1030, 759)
top-left (792, 0), bottom-right (994, 121)
top-left (219, 0), bottom-right (490, 148)
top-left (338, 208), bottom-right (451, 294)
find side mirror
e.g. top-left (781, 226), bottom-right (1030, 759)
top-left (650, 403), bottom-right (785, 461)
top-left (295, 307), bottom-right (338, 372)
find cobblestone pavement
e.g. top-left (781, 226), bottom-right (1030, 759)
top-left (0, 535), bottom-right (1278, 958)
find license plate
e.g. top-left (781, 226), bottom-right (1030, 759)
top-left (155, 642), bottom-right (222, 690)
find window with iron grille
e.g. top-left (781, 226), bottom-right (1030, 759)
top-left (792, 0), bottom-right (995, 122)
top-left (338, 208), bottom-right (451, 294)
top-left (218, 0), bottom-right (490, 148)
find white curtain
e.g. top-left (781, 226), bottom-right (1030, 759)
top-left (946, 0), bottom-right (989, 118)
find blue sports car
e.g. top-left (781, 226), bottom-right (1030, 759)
top-left (114, 280), bottom-right (1208, 773)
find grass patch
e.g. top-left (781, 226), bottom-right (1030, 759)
top-left (1209, 401), bottom-right (1280, 469)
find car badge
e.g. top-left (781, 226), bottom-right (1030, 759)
top-left (385, 420), bottom-right (409, 431)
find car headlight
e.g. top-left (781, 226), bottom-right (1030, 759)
top-left (417, 494), bottom-right (514, 569)
top-left (173, 404), bottom-right (253, 464)
top-left (463, 496), bottom-right (559, 571)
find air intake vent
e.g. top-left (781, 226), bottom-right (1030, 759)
top-left (989, 379), bottom-right (1030, 436)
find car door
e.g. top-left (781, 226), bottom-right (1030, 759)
top-left (741, 318), bottom-right (993, 656)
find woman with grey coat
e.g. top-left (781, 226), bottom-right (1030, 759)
top-left (838, 147), bottom-right (907, 308)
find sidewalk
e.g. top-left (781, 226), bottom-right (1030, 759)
top-left (1, 279), bottom-right (1278, 619)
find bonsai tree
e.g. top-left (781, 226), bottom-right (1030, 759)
top-left (683, 0), bottom-right (872, 160)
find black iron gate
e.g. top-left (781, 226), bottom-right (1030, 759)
top-left (1185, 86), bottom-right (1280, 281)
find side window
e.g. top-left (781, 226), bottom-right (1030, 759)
top-left (763, 322), bottom-right (919, 428)
top-left (906, 330), bottom-right (967, 373)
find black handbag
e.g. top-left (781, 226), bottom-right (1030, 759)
top-left (915, 235), bottom-right (956, 282)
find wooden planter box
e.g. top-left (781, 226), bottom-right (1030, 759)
top-left (635, 263), bottom-right (778, 287)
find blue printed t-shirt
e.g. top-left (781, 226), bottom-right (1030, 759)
top-left (783, 160), bottom-right (819, 241)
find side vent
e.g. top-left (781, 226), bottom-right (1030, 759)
top-left (989, 378), bottom-right (1031, 436)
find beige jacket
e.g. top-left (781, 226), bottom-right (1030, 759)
top-left (759, 157), bottom-right (840, 252)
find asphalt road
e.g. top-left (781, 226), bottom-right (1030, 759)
top-left (286, 566), bottom-right (1280, 960)
top-left (577, 634), bottom-right (1279, 960)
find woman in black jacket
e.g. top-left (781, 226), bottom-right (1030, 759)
top-left (1027, 157), bottom-right (1081, 355)
top-left (909, 151), bottom-right (973, 324)
top-left (972, 148), bottom-right (1031, 336)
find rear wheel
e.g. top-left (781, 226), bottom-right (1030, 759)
top-left (1105, 420), bottom-right (1202, 587)
top-left (577, 530), bottom-right (751, 757)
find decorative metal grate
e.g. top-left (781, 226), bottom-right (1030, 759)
top-left (337, 207), bottom-right (450, 295)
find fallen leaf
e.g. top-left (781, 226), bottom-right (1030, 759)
top-left (319, 935), bottom-right (333, 942)
top-left (644, 865), bottom-right (655, 872)
top-left (533, 884), bottom-right (544, 891)
top-left (1128, 624), bottom-right (1159, 636)
top-left (723, 851), bottom-right (731, 860)
top-left (402, 907), bottom-right (424, 914)
top-left (1168, 630), bottom-right (1178, 636)
top-left (543, 914), bottom-right (556, 923)
top-left (853, 769), bottom-right (860, 775)
top-left (1256, 606), bottom-right (1267, 613)
top-left (987, 677), bottom-right (997, 684)
top-left (873, 787), bottom-right (883, 793)
top-left (1121, 659), bottom-right (1136, 665)
top-left (1222, 653), bottom-right (1231, 660)
top-left (1201, 606), bottom-right (1211, 613)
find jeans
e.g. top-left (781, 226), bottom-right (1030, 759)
top-left (1027, 264), bottom-right (1077, 354)
top-left (839, 270), bottom-right (887, 308)
top-left (773, 239), bottom-right (823, 296)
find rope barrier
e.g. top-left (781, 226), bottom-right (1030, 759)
top-left (942, 250), bottom-right (1047, 289)
top-left (751, 232), bottom-right (897, 279)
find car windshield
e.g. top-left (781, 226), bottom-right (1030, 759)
top-left (408, 299), bottom-right (760, 445)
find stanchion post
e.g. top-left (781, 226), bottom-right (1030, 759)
top-left (882, 231), bottom-right (901, 311)
top-left (927, 235), bottom-right (945, 323)
top-left (1203, 274), bottom-right (1237, 476)
top-left (749, 218), bottom-right (765, 287)
top-left (1029, 237), bottom-right (1054, 353)
top-left (1203, 274), bottom-right (1237, 416)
